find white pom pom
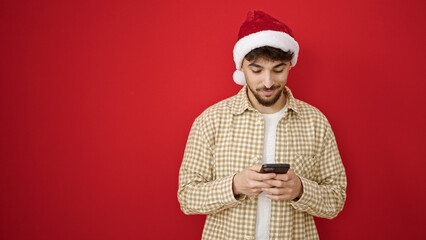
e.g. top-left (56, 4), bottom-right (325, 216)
top-left (233, 70), bottom-right (246, 85)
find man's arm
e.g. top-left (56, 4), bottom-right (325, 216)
top-left (178, 115), bottom-right (276, 215)
top-left (262, 123), bottom-right (346, 219)
top-left (177, 115), bottom-right (244, 215)
top-left (289, 124), bottom-right (347, 219)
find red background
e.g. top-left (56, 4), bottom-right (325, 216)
top-left (1, 0), bottom-right (425, 239)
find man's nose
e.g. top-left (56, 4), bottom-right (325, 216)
top-left (263, 72), bottom-right (273, 88)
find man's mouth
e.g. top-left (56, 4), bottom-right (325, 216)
top-left (258, 86), bottom-right (279, 96)
top-left (261, 89), bottom-right (275, 96)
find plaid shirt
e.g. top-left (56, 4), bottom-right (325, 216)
top-left (178, 86), bottom-right (347, 240)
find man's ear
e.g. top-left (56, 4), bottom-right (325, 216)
top-left (240, 58), bottom-right (247, 69)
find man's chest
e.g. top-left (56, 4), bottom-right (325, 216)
top-left (213, 113), bottom-right (321, 181)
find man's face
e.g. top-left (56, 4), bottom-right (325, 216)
top-left (241, 58), bottom-right (292, 108)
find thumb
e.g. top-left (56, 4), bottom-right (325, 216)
top-left (249, 164), bottom-right (262, 173)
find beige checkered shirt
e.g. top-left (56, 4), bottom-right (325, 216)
top-left (178, 86), bottom-right (347, 240)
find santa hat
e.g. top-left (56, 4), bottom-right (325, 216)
top-left (233, 10), bottom-right (299, 85)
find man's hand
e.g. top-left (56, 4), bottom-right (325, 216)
top-left (232, 165), bottom-right (276, 196)
top-left (262, 170), bottom-right (303, 201)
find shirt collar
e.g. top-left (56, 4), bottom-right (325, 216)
top-left (231, 86), bottom-right (299, 116)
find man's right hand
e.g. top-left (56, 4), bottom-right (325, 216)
top-left (232, 165), bottom-right (276, 196)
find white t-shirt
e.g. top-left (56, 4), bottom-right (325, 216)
top-left (255, 103), bottom-right (287, 240)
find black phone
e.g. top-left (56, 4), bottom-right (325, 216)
top-left (260, 163), bottom-right (290, 174)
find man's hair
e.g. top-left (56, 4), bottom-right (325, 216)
top-left (244, 46), bottom-right (293, 62)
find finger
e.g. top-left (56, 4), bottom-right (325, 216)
top-left (262, 187), bottom-right (288, 195)
top-left (248, 180), bottom-right (273, 189)
top-left (253, 172), bottom-right (276, 181)
top-left (274, 170), bottom-right (298, 181)
top-left (287, 170), bottom-right (297, 177)
top-left (264, 179), bottom-right (296, 188)
top-left (247, 188), bottom-right (263, 196)
top-left (265, 180), bottom-right (296, 189)
top-left (263, 179), bottom-right (285, 188)
top-left (265, 193), bottom-right (291, 201)
top-left (248, 164), bottom-right (262, 172)
top-left (274, 173), bottom-right (290, 181)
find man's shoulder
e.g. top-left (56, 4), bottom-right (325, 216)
top-left (295, 98), bottom-right (323, 115)
top-left (195, 94), bottom-right (238, 123)
top-left (293, 98), bottom-right (331, 126)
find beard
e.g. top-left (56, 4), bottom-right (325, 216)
top-left (247, 84), bottom-right (284, 107)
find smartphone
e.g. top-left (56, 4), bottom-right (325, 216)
top-left (260, 163), bottom-right (290, 174)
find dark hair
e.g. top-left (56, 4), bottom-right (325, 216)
top-left (244, 46), bottom-right (293, 62)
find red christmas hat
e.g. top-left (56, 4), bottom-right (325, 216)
top-left (233, 10), bottom-right (299, 85)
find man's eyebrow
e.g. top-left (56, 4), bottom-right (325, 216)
top-left (248, 63), bottom-right (263, 68)
top-left (273, 62), bottom-right (286, 68)
top-left (248, 62), bottom-right (286, 68)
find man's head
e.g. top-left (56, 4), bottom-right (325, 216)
top-left (241, 46), bottom-right (292, 108)
top-left (233, 10), bottom-right (299, 85)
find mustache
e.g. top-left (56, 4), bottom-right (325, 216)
top-left (256, 85), bottom-right (281, 91)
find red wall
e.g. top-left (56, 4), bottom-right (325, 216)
top-left (1, 0), bottom-right (425, 239)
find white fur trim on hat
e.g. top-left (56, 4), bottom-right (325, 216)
top-left (233, 70), bottom-right (246, 85)
top-left (232, 30), bottom-right (299, 85)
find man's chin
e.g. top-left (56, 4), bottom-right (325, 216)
top-left (256, 92), bottom-right (283, 107)
top-left (247, 85), bottom-right (284, 107)
top-left (257, 97), bottom-right (279, 106)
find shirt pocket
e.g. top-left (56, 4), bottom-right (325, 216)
top-left (291, 154), bottom-right (318, 181)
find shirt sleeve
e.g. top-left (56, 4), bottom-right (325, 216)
top-left (177, 114), bottom-right (245, 215)
top-left (290, 123), bottom-right (347, 219)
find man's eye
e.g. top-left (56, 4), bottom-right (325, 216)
top-left (252, 70), bottom-right (261, 73)
top-left (274, 70), bottom-right (284, 73)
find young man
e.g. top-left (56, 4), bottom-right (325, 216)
top-left (178, 10), bottom-right (346, 240)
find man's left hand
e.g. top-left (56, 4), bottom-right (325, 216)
top-left (262, 170), bottom-right (303, 201)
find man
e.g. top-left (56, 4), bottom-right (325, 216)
top-left (178, 10), bottom-right (346, 240)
